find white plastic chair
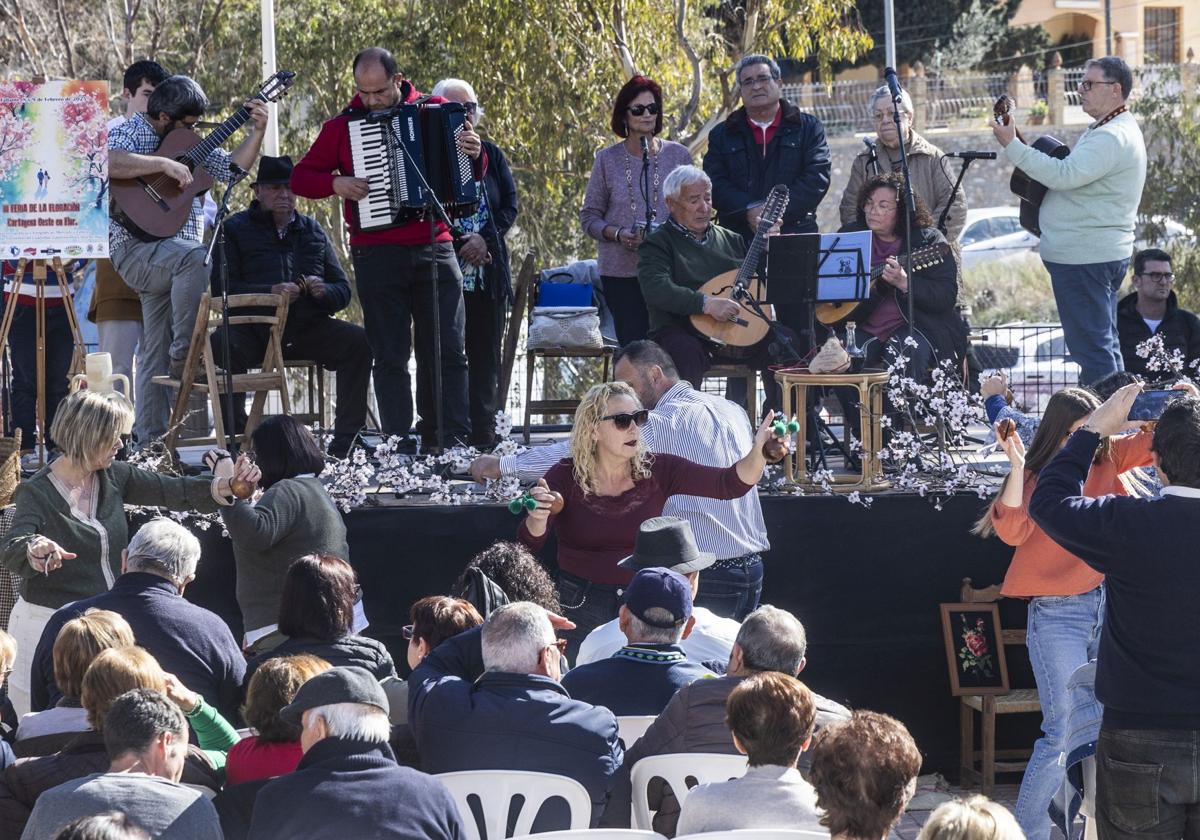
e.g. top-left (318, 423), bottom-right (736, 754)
top-left (533, 831), bottom-right (667, 840)
top-left (629, 753), bottom-right (749, 830)
top-left (616, 715), bottom-right (657, 746)
top-left (676, 831), bottom-right (828, 839)
top-left (436, 769), bottom-right (592, 840)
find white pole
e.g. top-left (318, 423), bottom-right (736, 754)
top-left (261, 0), bottom-right (279, 155)
top-left (883, 0), bottom-right (897, 70)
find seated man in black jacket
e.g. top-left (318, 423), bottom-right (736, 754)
top-left (1117, 248), bottom-right (1200, 377)
top-left (212, 155), bottom-right (371, 458)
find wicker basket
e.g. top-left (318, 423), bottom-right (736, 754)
top-left (0, 429), bottom-right (20, 508)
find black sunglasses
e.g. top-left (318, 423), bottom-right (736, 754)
top-left (601, 409), bottom-right (650, 430)
top-left (627, 103), bottom-right (660, 116)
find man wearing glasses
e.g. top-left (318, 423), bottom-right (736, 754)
top-left (992, 55), bottom-right (1146, 387)
top-left (1118, 248), bottom-right (1200, 377)
top-left (838, 85), bottom-right (965, 243)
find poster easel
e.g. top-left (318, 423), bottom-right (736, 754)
top-left (0, 258), bottom-right (88, 466)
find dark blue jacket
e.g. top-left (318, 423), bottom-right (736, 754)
top-left (1029, 429), bottom-right (1200, 729)
top-left (460, 139), bottom-right (520, 302)
top-left (702, 98), bottom-right (830, 241)
top-left (409, 626), bottom-right (623, 825)
top-left (247, 738), bottom-right (466, 840)
top-left (31, 573), bottom-right (245, 722)
top-left (560, 643), bottom-right (716, 717)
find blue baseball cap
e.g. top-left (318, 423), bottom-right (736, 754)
top-left (621, 567), bottom-right (693, 628)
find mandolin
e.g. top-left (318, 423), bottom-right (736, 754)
top-left (110, 71), bottom-right (296, 240)
top-left (688, 184), bottom-right (789, 353)
top-left (993, 95), bottom-right (1069, 237)
top-left (814, 242), bottom-right (951, 325)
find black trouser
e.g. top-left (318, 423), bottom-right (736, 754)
top-left (602, 275), bottom-right (649, 347)
top-left (209, 316), bottom-right (372, 447)
top-left (838, 325), bottom-right (937, 436)
top-left (1097, 726), bottom-right (1200, 840)
top-left (6, 304), bottom-right (72, 449)
top-left (351, 242), bottom-right (469, 443)
top-left (463, 288), bottom-right (506, 447)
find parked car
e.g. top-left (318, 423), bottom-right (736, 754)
top-left (958, 207), bottom-right (1039, 269)
top-left (976, 322), bottom-right (1079, 414)
top-left (1135, 215), bottom-right (1194, 250)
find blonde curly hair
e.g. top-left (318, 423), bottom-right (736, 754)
top-left (570, 382), bottom-right (653, 496)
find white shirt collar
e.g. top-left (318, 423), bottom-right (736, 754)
top-left (1160, 485), bottom-right (1200, 499)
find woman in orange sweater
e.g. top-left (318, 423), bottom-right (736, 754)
top-left (974, 386), bottom-right (1153, 840)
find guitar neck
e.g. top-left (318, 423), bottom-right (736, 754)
top-left (734, 226), bottom-right (770, 287)
top-left (183, 97), bottom-right (262, 162)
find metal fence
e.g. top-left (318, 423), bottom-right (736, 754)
top-left (971, 323), bottom-right (1080, 416)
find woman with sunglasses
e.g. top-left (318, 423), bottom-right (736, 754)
top-left (519, 381), bottom-right (778, 656)
top-left (580, 76), bottom-right (692, 346)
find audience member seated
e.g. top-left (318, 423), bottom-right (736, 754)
top-left (31, 519), bottom-right (245, 723)
top-left (51, 811), bottom-right (150, 840)
top-left (577, 517), bottom-right (740, 666)
top-left (452, 541), bottom-right (561, 618)
top-left (19, 611), bottom-right (135, 758)
top-left (247, 667), bottom-right (467, 840)
top-left (0, 646), bottom-right (221, 837)
top-left (0, 630), bottom-right (15, 769)
top-left (676, 672), bottom-right (823, 835)
top-left (1117, 248), bottom-right (1200, 378)
top-left (226, 654), bottom-right (331, 786)
top-left (916, 796), bottom-right (1024, 840)
top-left (561, 567), bottom-right (713, 716)
top-left (384, 596), bottom-right (482, 726)
top-left (602, 604), bottom-right (849, 830)
top-left (244, 554), bottom-right (395, 684)
top-left (21, 689), bottom-right (222, 840)
top-left (809, 710), bottom-right (922, 840)
top-left (409, 602), bottom-right (623, 826)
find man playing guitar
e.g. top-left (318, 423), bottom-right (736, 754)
top-left (108, 76), bottom-right (269, 445)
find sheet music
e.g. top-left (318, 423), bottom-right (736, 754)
top-left (816, 230), bottom-right (872, 302)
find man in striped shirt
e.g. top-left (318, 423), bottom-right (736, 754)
top-left (470, 340), bottom-right (770, 626)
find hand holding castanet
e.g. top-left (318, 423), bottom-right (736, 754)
top-left (763, 416), bottom-right (800, 463)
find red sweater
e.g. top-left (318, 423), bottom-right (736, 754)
top-left (518, 453), bottom-right (754, 585)
top-left (225, 736), bottom-right (303, 785)
top-left (290, 86), bottom-right (484, 247)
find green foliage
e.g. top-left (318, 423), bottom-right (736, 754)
top-left (1135, 67), bottom-right (1200, 236)
top-left (980, 23), bottom-right (1052, 73)
top-left (964, 255), bottom-right (1059, 325)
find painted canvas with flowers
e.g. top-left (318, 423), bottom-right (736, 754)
top-left (940, 602), bottom-right (1010, 695)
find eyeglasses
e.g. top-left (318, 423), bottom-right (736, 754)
top-left (1139, 272), bottom-right (1175, 283)
top-left (865, 200), bottom-right (897, 213)
top-left (740, 74), bottom-right (778, 88)
top-left (402, 624), bottom-right (415, 641)
top-left (627, 103), bottom-right (660, 117)
top-left (873, 110), bottom-right (910, 123)
top-left (601, 409), bottom-right (650, 430)
top-left (462, 102), bottom-right (478, 114)
top-left (549, 638), bottom-right (569, 656)
top-left (1077, 79), bottom-right (1117, 92)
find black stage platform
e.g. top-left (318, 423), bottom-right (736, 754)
top-left (180, 490), bottom-right (1027, 777)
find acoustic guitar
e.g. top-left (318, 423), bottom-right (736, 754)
top-left (688, 184), bottom-right (789, 354)
top-left (993, 95), bottom-right (1069, 237)
top-left (110, 71), bottom-right (296, 240)
top-left (814, 242), bottom-right (951, 326)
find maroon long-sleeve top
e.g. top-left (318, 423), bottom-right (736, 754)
top-left (518, 453), bottom-right (754, 586)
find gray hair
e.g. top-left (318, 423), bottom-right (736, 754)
top-left (736, 605), bottom-right (807, 674)
top-left (145, 75), bottom-right (208, 120)
top-left (1085, 56), bottom-right (1133, 99)
top-left (432, 78), bottom-right (484, 123)
top-left (304, 702), bottom-right (391, 744)
top-left (125, 518), bottom-right (201, 586)
top-left (481, 602), bottom-right (554, 674)
top-left (735, 54), bottom-right (781, 85)
top-left (624, 607), bottom-right (685, 645)
top-left (868, 84), bottom-right (913, 115)
top-left (663, 165), bottom-right (711, 202)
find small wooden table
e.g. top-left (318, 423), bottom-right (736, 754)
top-left (777, 369), bottom-right (891, 493)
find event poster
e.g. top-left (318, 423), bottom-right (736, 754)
top-left (0, 80), bottom-right (110, 260)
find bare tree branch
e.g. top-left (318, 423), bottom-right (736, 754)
top-left (609, 0), bottom-right (636, 79)
top-left (672, 0), bottom-right (702, 137)
top-left (54, 0), bottom-right (78, 77)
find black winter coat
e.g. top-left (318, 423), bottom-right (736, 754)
top-left (1117, 290), bottom-right (1200, 377)
top-left (244, 632), bottom-right (396, 686)
top-left (703, 98), bottom-right (831, 241)
top-left (460, 139), bottom-right (519, 301)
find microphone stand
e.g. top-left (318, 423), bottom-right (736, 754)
top-left (887, 88), bottom-right (918, 378)
top-left (204, 166), bottom-right (249, 455)
top-left (937, 157), bottom-right (973, 236)
top-left (640, 137), bottom-right (654, 235)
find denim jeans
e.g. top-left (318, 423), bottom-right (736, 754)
top-left (1018, 587), bottom-right (1106, 840)
top-left (1044, 259), bottom-right (1129, 387)
top-left (556, 571), bottom-right (624, 664)
top-left (1096, 728), bottom-right (1200, 840)
top-left (695, 556), bottom-right (764, 621)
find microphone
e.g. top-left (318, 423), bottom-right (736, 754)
top-left (948, 151), bottom-right (998, 160)
top-left (640, 136), bottom-right (650, 160)
top-left (365, 105), bottom-right (401, 123)
top-left (883, 67), bottom-right (903, 103)
top-left (863, 136), bottom-right (880, 175)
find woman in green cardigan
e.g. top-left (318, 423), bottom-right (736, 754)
top-left (1, 390), bottom-right (258, 715)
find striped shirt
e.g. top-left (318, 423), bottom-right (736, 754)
top-left (500, 381), bottom-right (769, 559)
top-left (108, 112), bottom-right (234, 251)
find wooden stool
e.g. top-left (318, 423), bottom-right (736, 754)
top-left (777, 369), bottom-right (890, 492)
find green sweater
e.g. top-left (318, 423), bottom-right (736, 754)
top-left (220, 476), bottom-right (349, 635)
top-left (637, 223), bottom-right (746, 334)
top-left (187, 697), bottom-right (241, 775)
top-left (1003, 110), bottom-right (1145, 265)
top-left (1, 461), bottom-right (219, 609)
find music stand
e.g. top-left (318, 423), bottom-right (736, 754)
top-left (767, 232), bottom-right (872, 472)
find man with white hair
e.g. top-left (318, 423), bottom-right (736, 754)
top-left (247, 666), bottom-right (467, 839)
top-left (29, 519), bottom-right (244, 721)
top-left (409, 602), bottom-right (623, 826)
top-left (838, 84), bottom-right (965, 242)
top-left (638, 164), bottom-right (792, 409)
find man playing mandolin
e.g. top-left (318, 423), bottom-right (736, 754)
top-left (108, 76), bottom-right (270, 445)
top-left (637, 165), bottom-right (790, 415)
top-left (992, 56), bottom-right (1146, 388)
